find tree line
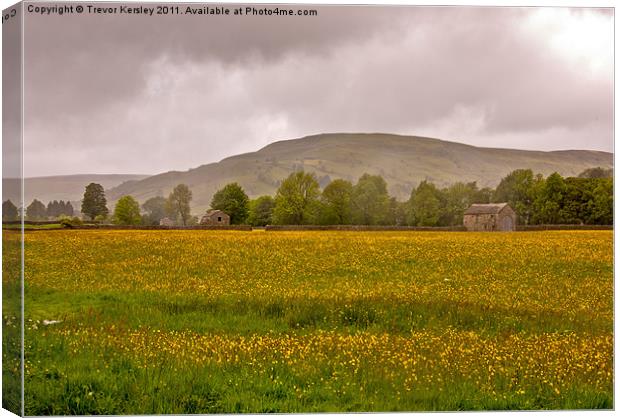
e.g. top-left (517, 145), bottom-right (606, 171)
top-left (240, 168), bottom-right (611, 227)
top-left (2, 167), bottom-right (612, 226)
top-left (2, 199), bottom-right (74, 221)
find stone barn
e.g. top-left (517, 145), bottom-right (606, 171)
top-left (200, 209), bottom-right (230, 226)
top-left (159, 217), bottom-right (174, 227)
top-left (463, 203), bottom-right (516, 231)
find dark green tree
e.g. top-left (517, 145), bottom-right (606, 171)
top-left (532, 172), bottom-right (567, 224)
top-left (113, 196), bottom-right (142, 225)
top-left (47, 200), bottom-right (69, 218)
top-left (26, 199), bottom-right (47, 220)
top-left (351, 174), bottom-right (390, 225)
top-left (494, 169), bottom-right (541, 225)
top-left (247, 196), bottom-right (275, 226)
top-left (273, 171), bottom-right (321, 225)
top-left (210, 183), bottom-right (249, 225)
top-left (2, 200), bottom-right (18, 221)
top-left (320, 179), bottom-right (353, 225)
top-left (560, 177), bottom-right (614, 225)
top-left (408, 181), bottom-right (442, 226)
top-left (166, 184), bottom-right (192, 226)
top-left (561, 177), bottom-right (587, 224)
top-left (590, 178), bottom-right (613, 225)
top-left (438, 182), bottom-right (480, 226)
top-left (81, 183), bottom-right (109, 221)
top-left (141, 196), bottom-right (167, 225)
top-left (46, 201), bottom-right (56, 218)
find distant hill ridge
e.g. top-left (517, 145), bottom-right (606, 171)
top-left (107, 133), bottom-right (612, 213)
top-left (3, 134), bottom-right (612, 214)
top-left (2, 174), bottom-right (149, 207)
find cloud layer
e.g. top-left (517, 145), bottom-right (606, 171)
top-left (21, 5), bottom-right (613, 176)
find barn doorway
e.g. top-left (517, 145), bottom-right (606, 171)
top-left (501, 216), bottom-right (514, 231)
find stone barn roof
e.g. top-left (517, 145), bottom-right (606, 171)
top-left (205, 209), bottom-right (227, 216)
top-left (464, 203), bottom-right (510, 215)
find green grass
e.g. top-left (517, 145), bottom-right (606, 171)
top-left (3, 231), bottom-right (22, 415)
top-left (23, 289), bottom-right (611, 337)
top-left (3, 223), bottom-right (63, 230)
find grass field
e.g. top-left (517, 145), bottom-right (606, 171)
top-left (2, 223), bottom-right (63, 230)
top-left (3, 230), bottom-right (613, 414)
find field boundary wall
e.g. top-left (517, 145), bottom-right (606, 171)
top-left (5, 223), bottom-right (612, 232)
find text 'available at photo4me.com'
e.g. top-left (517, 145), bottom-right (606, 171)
top-left (5, 3), bottom-right (319, 20)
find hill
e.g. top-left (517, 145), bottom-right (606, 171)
top-left (107, 133), bottom-right (613, 214)
top-left (3, 174), bottom-right (149, 207)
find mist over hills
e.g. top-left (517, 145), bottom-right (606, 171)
top-left (2, 174), bottom-right (148, 208)
top-left (4, 134), bottom-right (612, 214)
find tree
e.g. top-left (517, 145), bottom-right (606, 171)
top-left (113, 195), bottom-right (142, 225)
top-left (578, 167), bottom-right (613, 179)
top-left (141, 196), bottom-right (167, 225)
top-left (247, 196), bottom-right (275, 226)
top-left (64, 202), bottom-right (74, 217)
top-left (26, 199), bottom-right (47, 220)
top-left (408, 181), bottom-right (442, 226)
top-left (320, 179), bottom-right (353, 225)
top-left (590, 178), bottom-right (613, 225)
top-left (47, 200), bottom-right (70, 218)
top-left (55, 200), bottom-right (73, 217)
top-left (166, 184), bottom-right (192, 226)
top-left (210, 183), bottom-right (249, 225)
top-left (532, 172), bottom-right (567, 224)
top-left (386, 197), bottom-right (407, 226)
top-left (2, 200), bottom-right (18, 221)
top-left (46, 200), bottom-right (57, 218)
top-left (351, 174), bottom-right (390, 225)
top-left (473, 187), bottom-right (494, 204)
top-left (494, 169), bottom-right (540, 225)
top-left (438, 182), bottom-right (480, 226)
top-left (81, 183), bottom-right (109, 221)
top-left (273, 171), bottom-right (321, 225)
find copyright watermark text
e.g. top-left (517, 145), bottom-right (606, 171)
top-left (24, 3), bottom-right (319, 17)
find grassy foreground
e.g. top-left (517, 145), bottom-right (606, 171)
top-left (5, 230), bottom-right (613, 413)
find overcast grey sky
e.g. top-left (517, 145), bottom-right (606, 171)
top-left (18, 4), bottom-right (614, 177)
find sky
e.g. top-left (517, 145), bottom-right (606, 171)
top-left (9, 3), bottom-right (616, 177)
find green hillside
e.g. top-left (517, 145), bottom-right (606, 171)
top-left (106, 133), bottom-right (613, 214)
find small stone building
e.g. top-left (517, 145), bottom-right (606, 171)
top-left (159, 217), bottom-right (174, 227)
top-left (463, 203), bottom-right (516, 232)
top-left (200, 209), bottom-right (230, 226)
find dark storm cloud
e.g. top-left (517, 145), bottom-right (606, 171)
top-left (20, 5), bottom-right (613, 176)
top-left (24, 4), bottom-right (403, 118)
